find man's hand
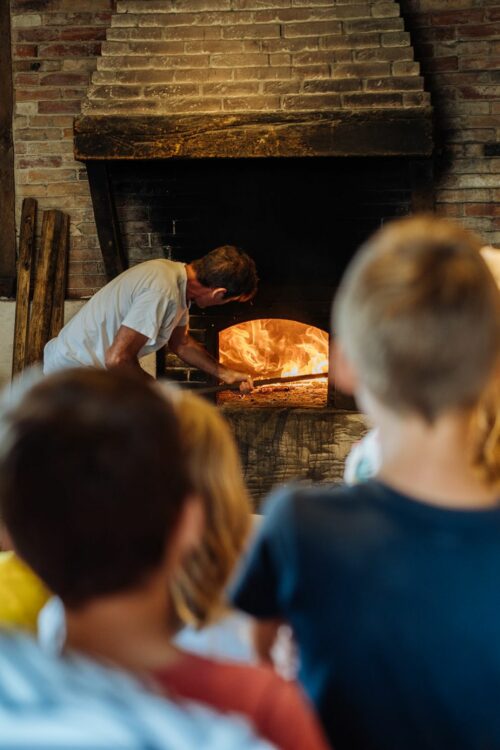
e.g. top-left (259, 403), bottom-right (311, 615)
top-left (169, 326), bottom-right (254, 392)
top-left (219, 368), bottom-right (254, 394)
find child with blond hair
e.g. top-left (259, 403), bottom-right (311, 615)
top-left (231, 216), bottom-right (500, 750)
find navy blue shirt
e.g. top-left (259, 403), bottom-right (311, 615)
top-left (231, 481), bottom-right (500, 750)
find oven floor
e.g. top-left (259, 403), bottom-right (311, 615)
top-left (217, 379), bottom-right (328, 408)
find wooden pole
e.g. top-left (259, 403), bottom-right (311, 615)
top-left (25, 210), bottom-right (64, 366)
top-left (86, 161), bottom-right (127, 280)
top-left (49, 213), bottom-right (69, 339)
top-left (186, 371), bottom-right (328, 395)
top-left (12, 198), bottom-right (37, 376)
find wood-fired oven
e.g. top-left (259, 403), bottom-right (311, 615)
top-left (73, 0), bottom-right (434, 502)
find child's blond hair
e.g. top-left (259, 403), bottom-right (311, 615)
top-left (333, 215), bottom-right (500, 422)
top-left (162, 386), bottom-right (252, 629)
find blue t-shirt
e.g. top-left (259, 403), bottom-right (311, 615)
top-left (231, 481), bottom-right (500, 750)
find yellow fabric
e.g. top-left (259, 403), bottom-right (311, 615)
top-left (0, 552), bottom-right (50, 633)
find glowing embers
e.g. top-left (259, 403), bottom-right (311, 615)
top-left (218, 319), bottom-right (328, 407)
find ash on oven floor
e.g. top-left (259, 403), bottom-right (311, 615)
top-left (217, 379), bottom-right (328, 408)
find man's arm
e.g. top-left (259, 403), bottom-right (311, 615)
top-left (169, 325), bottom-right (253, 392)
top-left (104, 325), bottom-right (153, 379)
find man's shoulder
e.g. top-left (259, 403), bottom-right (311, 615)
top-left (119, 259), bottom-right (184, 285)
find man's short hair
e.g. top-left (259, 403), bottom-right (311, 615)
top-left (332, 215), bottom-right (500, 422)
top-left (0, 369), bottom-right (191, 607)
top-left (192, 246), bottom-right (258, 300)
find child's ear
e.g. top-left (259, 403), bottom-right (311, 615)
top-left (330, 340), bottom-right (358, 395)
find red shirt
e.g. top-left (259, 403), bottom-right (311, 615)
top-left (153, 651), bottom-right (329, 750)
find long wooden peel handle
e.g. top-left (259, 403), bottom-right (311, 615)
top-left (184, 371), bottom-right (328, 395)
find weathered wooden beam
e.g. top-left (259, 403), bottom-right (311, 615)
top-left (12, 198), bottom-right (37, 376)
top-left (0, 1), bottom-right (16, 297)
top-left (221, 406), bottom-right (367, 507)
top-left (74, 110), bottom-right (434, 161)
top-left (86, 161), bottom-right (127, 280)
top-left (49, 212), bottom-right (69, 340)
top-left (26, 210), bottom-right (65, 367)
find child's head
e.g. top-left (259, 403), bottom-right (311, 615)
top-left (162, 386), bottom-right (252, 629)
top-left (332, 215), bottom-right (500, 422)
top-left (0, 369), bottom-right (193, 608)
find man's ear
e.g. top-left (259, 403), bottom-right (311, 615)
top-left (212, 287), bottom-right (227, 303)
top-left (330, 339), bottom-right (358, 395)
top-left (167, 495), bottom-right (204, 571)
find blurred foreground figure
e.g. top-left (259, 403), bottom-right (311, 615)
top-left (0, 630), bottom-right (274, 750)
top-left (0, 368), bottom-right (324, 750)
top-left (232, 216), bottom-right (500, 750)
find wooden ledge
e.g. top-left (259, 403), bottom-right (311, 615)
top-left (74, 109), bottom-right (433, 160)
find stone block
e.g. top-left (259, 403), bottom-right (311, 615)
top-left (221, 407), bottom-right (368, 507)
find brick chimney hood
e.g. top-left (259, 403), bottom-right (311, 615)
top-left (74, 0), bottom-right (433, 160)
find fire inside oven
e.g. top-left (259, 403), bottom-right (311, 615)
top-left (217, 319), bottom-right (329, 407)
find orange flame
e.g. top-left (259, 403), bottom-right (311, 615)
top-left (219, 319), bottom-right (329, 379)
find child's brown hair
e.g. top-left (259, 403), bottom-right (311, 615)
top-left (0, 369), bottom-right (191, 608)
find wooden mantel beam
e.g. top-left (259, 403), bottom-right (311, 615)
top-left (74, 109), bottom-right (433, 162)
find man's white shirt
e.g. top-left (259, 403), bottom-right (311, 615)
top-left (44, 260), bottom-right (189, 373)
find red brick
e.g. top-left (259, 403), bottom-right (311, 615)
top-left (342, 91), bottom-right (403, 107)
top-left (282, 93), bottom-right (342, 109)
top-left (344, 17), bottom-right (404, 33)
top-left (40, 72), bottom-right (89, 85)
top-left (222, 24), bottom-right (281, 40)
top-left (38, 43), bottom-right (102, 57)
top-left (366, 75), bottom-right (424, 91)
top-left (461, 24), bottom-right (500, 39)
top-left (284, 21), bottom-right (342, 37)
top-left (38, 100), bottom-right (82, 113)
top-left (60, 27), bottom-right (107, 41)
top-left (14, 44), bottom-right (38, 58)
top-left (28, 115), bottom-right (74, 127)
top-left (465, 203), bottom-right (500, 217)
top-left (16, 87), bottom-right (60, 100)
top-left (458, 85), bottom-right (499, 100)
top-left (460, 58), bottom-right (499, 71)
top-left (18, 157), bottom-right (65, 173)
top-left (222, 95), bottom-right (280, 110)
top-left (424, 57), bottom-right (459, 72)
top-left (431, 10), bottom-right (485, 25)
top-left (202, 81), bottom-right (259, 95)
top-left (16, 28), bottom-right (59, 42)
top-left (355, 47), bottom-right (413, 62)
top-left (14, 72), bottom-right (40, 84)
top-left (332, 62), bottom-right (391, 78)
top-left (303, 78), bottom-right (361, 92)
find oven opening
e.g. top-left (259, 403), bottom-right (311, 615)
top-left (218, 318), bottom-right (329, 407)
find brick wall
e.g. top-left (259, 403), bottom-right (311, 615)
top-left (10, 0), bottom-right (113, 297)
top-left (400, 0), bottom-right (500, 245)
top-left (8, 0), bottom-right (500, 298)
top-left (83, 0), bottom-right (428, 114)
